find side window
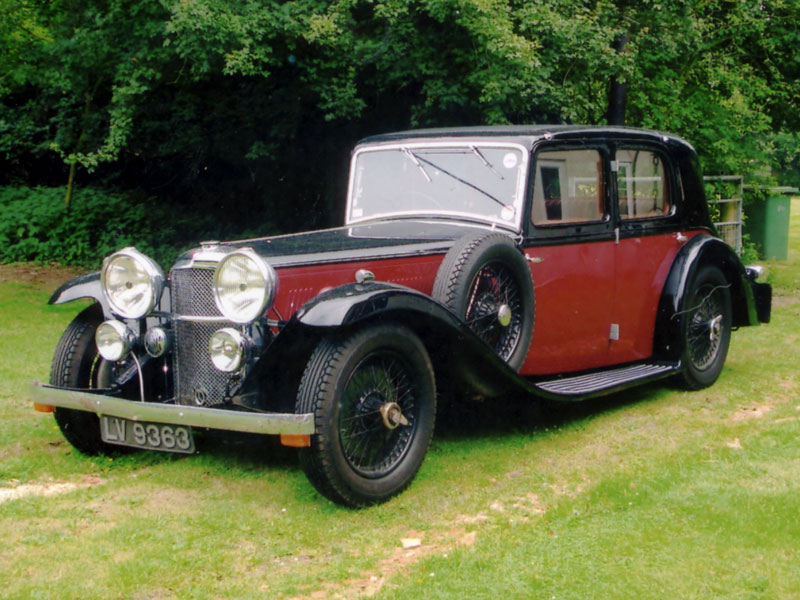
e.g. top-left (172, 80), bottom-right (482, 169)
top-left (616, 149), bottom-right (671, 219)
top-left (532, 149), bottom-right (605, 225)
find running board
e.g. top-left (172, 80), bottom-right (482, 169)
top-left (533, 362), bottom-right (680, 400)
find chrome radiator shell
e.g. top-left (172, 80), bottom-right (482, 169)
top-left (170, 267), bottom-right (236, 406)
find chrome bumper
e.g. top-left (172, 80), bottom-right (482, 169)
top-left (30, 381), bottom-right (315, 435)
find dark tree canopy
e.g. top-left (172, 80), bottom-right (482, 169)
top-left (1, 0), bottom-right (798, 235)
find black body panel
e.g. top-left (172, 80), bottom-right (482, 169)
top-left (183, 220), bottom-right (496, 268)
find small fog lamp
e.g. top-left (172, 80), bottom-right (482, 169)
top-left (95, 320), bottom-right (134, 362)
top-left (144, 326), bottom-right (172, 357)
top-left (208, 328), bottom-right (251, 372)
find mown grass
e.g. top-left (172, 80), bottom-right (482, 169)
top-left (1, 201), bottom-right (798, 599)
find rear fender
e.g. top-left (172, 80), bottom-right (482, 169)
top-left (654, 235), bottom-right (761, 360)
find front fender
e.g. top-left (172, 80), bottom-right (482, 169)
top-left (233, 282), bottom-right (536, 411)
top-left (653, 234), bottom-right (762, 360)
top-left (294, 281), bottom-right (462, 329)
top-left (49, 272), bottom-right (112, 316)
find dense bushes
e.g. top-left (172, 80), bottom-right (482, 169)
top-left (0, 186), bottom-right (274, 267)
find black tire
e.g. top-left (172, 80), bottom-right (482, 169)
top-left (432, 232), bottom-right (534, 370)
top-left (676, 265), bottom-right (732, 390)
top-left (50, 303), bottom-right (119, 455)
top-left (296, 324), bottom-right (436, 507)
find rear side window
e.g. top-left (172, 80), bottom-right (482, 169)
top-left (532, 149), bottom-right (605, 225)
top-left (616, 149), bottom-right (671, 219)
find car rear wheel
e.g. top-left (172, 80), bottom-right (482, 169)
top-left (50, 304), bottom-right (120, 455)
top-left (677, 265), bottom-right (732, 390)
top-left (296, 324), bottom-right (436, 507)
top-left (433, 232), bottom-right (534, 370)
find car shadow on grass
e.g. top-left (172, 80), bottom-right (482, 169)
top-left (99, 382), bottom-right (673, 480)
top-left (192, 430), bottom-right (300, 469)
top-left (96, 430), bottom-right (300, 475)
top-left (435, 380), bottom-right (674, 441)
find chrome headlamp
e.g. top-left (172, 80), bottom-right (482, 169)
top-left (213, 249), bottom-right (277, 324)
top-left (95, 320), bottom-right (134, 362)
top-left (101, 248), bottom-right (165, 319)
top-left (209, 328), bottom-right (251, 372)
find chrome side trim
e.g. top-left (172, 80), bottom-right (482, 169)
top-left (745, 264), bottom-right (764, 280)
top-left (172, 314), bottom-right (231, 323)
top-left (31, 382), bottom-right (315, 435)
top-left (150, 311), bottom-right (230, 323)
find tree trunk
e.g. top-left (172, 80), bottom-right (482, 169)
top-left (607, 33), bottom-right (629, 126)
top-left (64, 161), bottom-right (77, 209)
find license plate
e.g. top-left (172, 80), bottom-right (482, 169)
top-left (101, 416), bottom-right (195, 453)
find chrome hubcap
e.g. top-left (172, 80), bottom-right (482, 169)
top-left (709, 314), bottom-right (723, 342)
top-left (380, 402), bottom-right (409, 430)
top-left (497, 304), bottom-right (512, 327)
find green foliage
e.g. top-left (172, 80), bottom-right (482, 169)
top-left (771, 131), bottom-right (800, 188)
top-left (0, 0), bottom-right (798, 246)
top-left (0, 186), bottom-right (269, 267)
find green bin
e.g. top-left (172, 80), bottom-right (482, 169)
top-left (744, 187), bottom-right (797, 261)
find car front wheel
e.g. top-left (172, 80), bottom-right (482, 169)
top-left (50, 304), bottom-right (119, 454)
top-left (296, 324), bottom-right (436, 507)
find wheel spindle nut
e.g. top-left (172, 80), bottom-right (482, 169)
top-left (497, 304), bottom-right (512, 327)
top-left (380, 402), bottom-right (409, 429)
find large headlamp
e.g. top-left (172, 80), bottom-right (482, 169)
top-left (101, 248), bottom-right (165, 319)
top-left (213, 249), bottom-right (277, 324)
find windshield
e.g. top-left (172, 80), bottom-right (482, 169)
top-left (346, 142), bottom-right (529, 230)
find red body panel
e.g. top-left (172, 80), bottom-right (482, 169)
top-left (610, 232), bottom-right (684, 363)
top-left (271, 255), bottom-right (443, 319)
top-left (270, 231), bottom-right (704, 378)
top-left (521, 241), bottom-right (615, 375)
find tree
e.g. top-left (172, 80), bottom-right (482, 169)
top-left (1, 0), bottom-right (797, 228)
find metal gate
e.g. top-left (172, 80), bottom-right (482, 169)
top-left (704, 175), bottom-right (743, 255)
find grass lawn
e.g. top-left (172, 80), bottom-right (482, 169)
top-left (1, 201), bottom-right (798, 599)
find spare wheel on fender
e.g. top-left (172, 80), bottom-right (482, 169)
top-left (432, 232), bottom-right (534, 371)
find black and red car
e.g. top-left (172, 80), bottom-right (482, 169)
top-left (33, 125), bottom-right (771, 506)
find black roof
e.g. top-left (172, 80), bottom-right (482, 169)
top-left (359, 124), bottom-right (695, 153)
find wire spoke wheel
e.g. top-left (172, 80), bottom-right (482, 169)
top-left (677, 265), bottom-right (732, 390)
top-left (337, 353), bottom-right (418, 477)
top-left (296, 324), bottom-right (436, 507)
top-left (433, 232), bottom-right (534, 371)
top-left (687, 284), bottom-right (725, 370)
top-left (464, 261), bottom-right (523, 361)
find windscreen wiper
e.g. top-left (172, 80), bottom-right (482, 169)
top-left (470, 145), bottom-right (504, 180)
top-left (401, 147), bottom-right (432, 182)
top-left (414, 154), bottom-right (507, 208)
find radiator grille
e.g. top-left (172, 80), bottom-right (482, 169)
top-left (171, 267), bottom-right (236, 406)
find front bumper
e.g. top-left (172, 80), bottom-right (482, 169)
top-left (30, 381), bottom-right (315, 435)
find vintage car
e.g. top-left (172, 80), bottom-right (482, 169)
top-left (32, 125), bottom-right (772, 507)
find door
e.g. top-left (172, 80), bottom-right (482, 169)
top-left (610, 145), bottom-right (683, 363)
top-left (522, 146), bottom-right (616, 376)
